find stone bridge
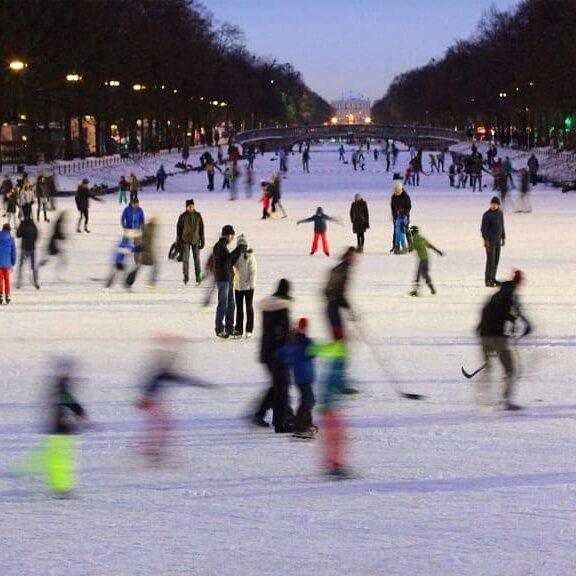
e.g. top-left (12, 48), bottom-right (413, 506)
top-left (235, 124), bottom-right (466, 150)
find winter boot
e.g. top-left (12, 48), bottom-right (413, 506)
top-left (428, 282), bottom-right (436, 295)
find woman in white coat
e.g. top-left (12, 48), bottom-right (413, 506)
top-left (232, 234), bottom-right (257, 338)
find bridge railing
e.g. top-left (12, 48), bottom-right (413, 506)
top-left (236, 124), bottom-right (465, 145)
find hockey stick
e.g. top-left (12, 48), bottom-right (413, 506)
top-left (354, 322), bottom-right (426, 400)
top-left (461, 363), bottom-right (487, 379)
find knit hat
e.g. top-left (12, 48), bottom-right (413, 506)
top-left (409, 225), bottom-right (419, 234)
top-left (2, 223), bottom-right (11, 232)
top-left (512, 269), bottom-right (525, 285)
top-left (221, 224), bottom-right (235, 236)
top-left (297, 317), bottom-right (309, 332)
top-left (237, 234), bottom-right (247, 247)
top-left (186, 199), bottom-right (194, 207)
top-left (354, 193), bottom-right (362, 201)
top-left (490, 196), bottom-right (501, 205)
top-left (392, 172), bottom-right (403, 181)
top-left (82, 178), bottom-right (89, 184)
top-left (273, 278), bottom-right (291, 300)
top-left (315, 206), bottom-right (324, 215)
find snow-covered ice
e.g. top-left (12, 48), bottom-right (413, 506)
top-left (2, 143), bottom-right (576, 576)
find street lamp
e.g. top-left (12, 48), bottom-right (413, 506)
top-left (9, 60), bottom-right (27, 72)
top-left (65, 72), bottom-right (84, 158)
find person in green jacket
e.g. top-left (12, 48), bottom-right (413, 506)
top-left (408, 225), bottom-right (444, 296)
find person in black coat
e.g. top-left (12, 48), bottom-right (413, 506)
top-left (390, 180), bottom-right (412, 253)
top-left (325, 247), bottom-right (357, 340)
top-left (75, 178), bottom-right (103, 233)
top-left (16, 215), bottom-right (39, 289)
top-left (253, 278), bottom-right (293, 432)
top-left (212, 224), bottom-right (242, 338)
top-left (477, 270), bottom-right (531, 410)
top-left (349, 193), bottom-right (369, 253)
top-left (481, 196), bottom-right (505, 287)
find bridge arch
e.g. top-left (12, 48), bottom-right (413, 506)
top-left (235, 124), bottom-right (466, 151)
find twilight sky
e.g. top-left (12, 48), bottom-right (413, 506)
top-left (202, 0), bottom-right (521, 103)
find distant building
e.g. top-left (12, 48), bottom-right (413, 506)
top-left (330, 92), bottom-right (371, 125)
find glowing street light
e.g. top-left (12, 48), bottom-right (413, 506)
top-left (9, 60), bottom-right (27, 72)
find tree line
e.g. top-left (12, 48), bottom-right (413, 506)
top-left (0, 0), bottom-right (332, 161)
top-left (372, 0), bottom-right (576, 149)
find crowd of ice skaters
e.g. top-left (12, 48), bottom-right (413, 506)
top-left (3, 141), bottom-right (537, 494)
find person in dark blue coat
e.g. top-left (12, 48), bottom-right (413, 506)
top-left (297, 206), bottom-right (339, 256)
top-left (481, 196), bottom-right (506, 287)
top-left (156, 164), bottom-right (167, 191)
top-left (278, 317), bottom-right (317, 438)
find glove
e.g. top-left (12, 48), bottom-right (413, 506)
top-left (484, 240), bottom-right (490, 248)
top-left (438, 251), bottom-right (445, 256)
top-left (501, 238), bottom-right (506, 247)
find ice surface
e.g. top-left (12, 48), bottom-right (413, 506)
top-left (2, 143), bottom-right (576, 576)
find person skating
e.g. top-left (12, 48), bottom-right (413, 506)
top-left (254, 278), bottom-right (293, 432)
top-left (39, 211), bottom-right (67, 276)
top-left (16, 215), bottom-right (40, 290)
top-left (75, 178), bottom-right (103, 233)
top-left (324, 247), bottom-right (357, 341)
top-left (118, 175), bottom-right (129, 204)
top-left (155, 164), bottom-right (167, 191)
top-left (1, 175), bottom-right (13, 216)
top-left (297, 206), bottom-right (339, 256)
top-left (46, 358), bottom-right (89, 497)
top-left (0, 223), bottom-right (16, 304)
top-left (129, 173), bottom-right (140, 202)
top-left (349, 193), bottom-right (369, 253)
top-left (121, 197), bottom-right (145, 265)
top-left (35, 175), bottom-right (51, 223)
top-left (126, 216), bottom-right (159, 289)
top-left (136, 335), bottom-right (212, 462)
top-left (232, 234), bottom-right (257, 338)
top-left (175, 199), bottom-right (205, 285)
top-left (527, 153), bottom-right (539, 186)
top-left (314, 339), bottom-right (355, 479)
top-left (105, 232), bottom-right (134, 289)
top-left (278, 317), bottom-right (318, 439)
top-left (213, 225), bottom-right (242, 338)
top-left (408, 225), bottom-right (444, 296)
top-left (481, 196), bottom-right (505, 287)
top-left (516, 169), bottom-right (532, 213)
top-left (260, 181), bottom-right (271, 219)
top-left (269, 174), bottom-right (287, 218)
top-left (390, 179), bottom-right (412, 254)
top-left (476, 270), bottom-right (532, 411)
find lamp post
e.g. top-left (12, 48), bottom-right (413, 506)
top-left (65, 73), bottom-right (83, 159)
top-left (2, 59), bottom-right (28, 168)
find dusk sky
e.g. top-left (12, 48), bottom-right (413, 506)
top-left (202, 0), bottom-right (521, 104)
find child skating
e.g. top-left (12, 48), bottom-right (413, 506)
top-left (297, 207), bottom-right (340, 256)
top-left (278, 317), bottom-right (318, 439)
top-left (408, 225), bottom-right (444, 296)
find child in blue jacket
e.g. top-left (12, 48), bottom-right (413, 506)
top-left (279, 317), bottom-right (317, 439)
top-left (297, 207), bottom-right (340, 256)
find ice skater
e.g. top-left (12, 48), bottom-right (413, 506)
top-left (136, 335), bottom-right (212, 462)
top-left (408, 225), bottom-right (444, 296)
top-left (297, 206), bottom-right (340, 256)
top-left (476, 270), bottom-right (532, 411)
top-left (0, 223), bottom-right (16, 304)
